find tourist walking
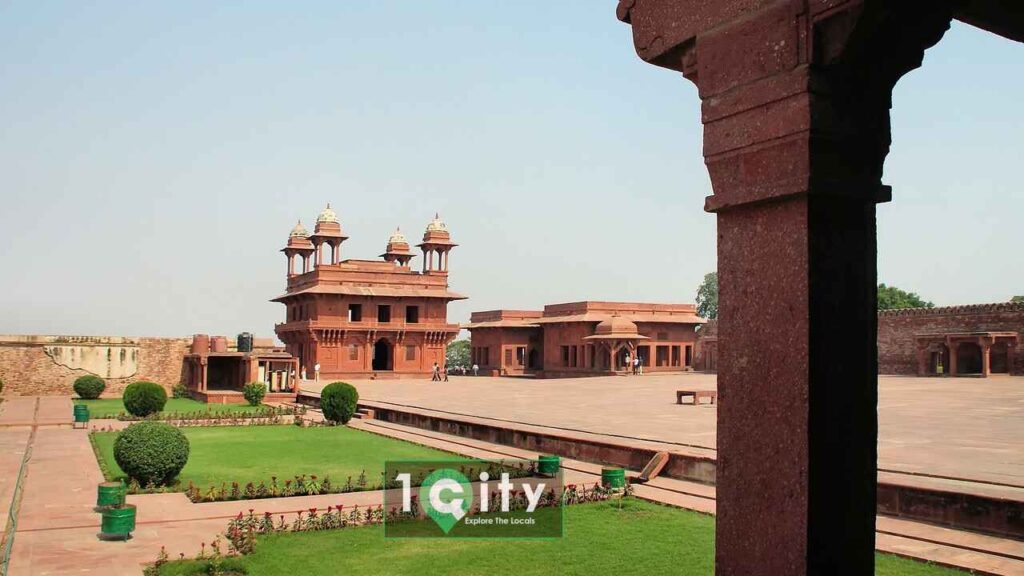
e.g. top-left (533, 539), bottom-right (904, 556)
top-left (633, 356), bottom-right (640, 376)
top-left (443, 366), bottom-right (449, 382)
top-left (624, 353), bottom-right (631, 374)
top-left (472, 363), bottom-right (479, 376)
top-left (637, 356), bottom-right (644, 375)
top-left (432, 362), bottom-right (441, 381)
top-left (314, 362), bottom-right (321, 383)
top-left (300, 367), bottom-right (307, 381)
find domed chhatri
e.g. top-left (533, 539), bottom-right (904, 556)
top-left (381, 227), bottom-right (414, 266)
top-left (316, 203), bottom-right (339, 224)
top-left (288, 220), bottom-right (309, 239)
top-left (418, 213), bottom-right (458, 274)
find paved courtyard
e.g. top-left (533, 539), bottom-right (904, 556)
top-left (305, 374), bottom-right (1024, 488)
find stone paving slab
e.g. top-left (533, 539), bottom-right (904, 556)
top-left (0, 428), bottom-right (31, 533)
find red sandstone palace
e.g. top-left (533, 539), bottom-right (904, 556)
top-left (465, 301), bottom-right (705, 378)
top-left (273, 205), bottom-right (465, 379)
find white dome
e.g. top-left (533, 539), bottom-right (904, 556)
top-left (316, 203), bottom-right (338, 224)
top-left (289, 220), bottom-right (309, 238)
top-left (388, 228), bottom-right (408, 244)
top-left (425, 213), bottom-right (447, 233)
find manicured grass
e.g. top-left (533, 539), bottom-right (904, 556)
top-left (156, 499), bottom-right (964, 576)
top-left (92, 425), bottom-right (462, 489)
top-left (74, 398), bottom-right (261, 419)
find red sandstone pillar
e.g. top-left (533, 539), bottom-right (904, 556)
top-left (981, 338), bottom-right (992, 377)
top-left (618, 2), bottom-right (955, 574)
top-left (949, 342), bottom-right (959, 377)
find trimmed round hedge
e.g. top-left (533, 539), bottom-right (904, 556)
top-left (73, 375), bottom-right (106, 399)
top-left (242, 381), bottom-right (266, 406)
top-left (114, 421), bottom-right (189, 485)
top-left (320, 381), bottom-right (359, 424)
top-left (122, 381), bottom-right (167, 417)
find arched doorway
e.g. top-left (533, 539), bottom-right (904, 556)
top-left (372, 338), bottom-right (392, 371)
top-left (957, 342), bottom-right (982, 375)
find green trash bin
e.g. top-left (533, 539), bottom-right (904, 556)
top-left (601, 468), bottom-right (626, 490)
top-left (538, 455), bottom-right (561, 476)
top-left (73, 404), bottom-right (90, 428)
top-left (100, 504), bottom-right (136, 541)
top-left (96, 481), bottom-right (126, 510)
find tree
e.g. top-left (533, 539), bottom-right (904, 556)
top-left (877, 284), bottom-right (934, 310)
top-left (446, 339), bottom-right (470, 368)
top-left (1011, 296), bottom-right (1024, 304)
top-left (696, 272), bottom-right (718, 320)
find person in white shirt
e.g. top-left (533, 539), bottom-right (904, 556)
top-left (314, 362), bottom-right (321, 383)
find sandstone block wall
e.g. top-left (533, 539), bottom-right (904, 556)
top-left (0, 335), bottom-right (191, 396)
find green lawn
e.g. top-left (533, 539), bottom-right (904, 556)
top-left (92, 425), bottom-right (462, 489)
top-left (74, 398), bottom-right (261, 419)
top-left (157, 499), bottom-right (964, 576)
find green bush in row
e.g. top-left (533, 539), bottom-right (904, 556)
top-left (321, 381), bottom-right (359, 424)
top-left (114, 421), bottom-right (189, 485)
top-left (73, 374), bottom-right (106, 399)
top-left (123, 381), bottom-right (167, 417)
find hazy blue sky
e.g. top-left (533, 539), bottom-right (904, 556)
top-left (1, 2), bottom-right (1020, 337)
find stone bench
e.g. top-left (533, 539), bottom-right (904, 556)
top-left (676, 390), bottom-right (717, 405)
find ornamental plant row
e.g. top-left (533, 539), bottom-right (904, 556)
top-left (113, 406), bottom-right (301, 422)
top-left (181, 462), bottom-right (535, 503)
top-left (223, 482), bottom-right (631, 555)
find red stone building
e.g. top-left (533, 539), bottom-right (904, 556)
top-left (273, 206), bottom-right (465, 380)
top-left (878, 302), bottom-right (1022, 377)
top-left (465, 301), bottom-right (704, 378)
top-left (182, 334), bottom-right (299, 404)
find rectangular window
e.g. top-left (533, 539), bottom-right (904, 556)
top-left (405, 345), bottom-right (416, 361)
top-left (406, 306), bottom-right (419, 323)
top-left (685, 345), bottom-right (693, 367)
top-left (561, 346), bottom-right (570, 366)
top-left (349, 345), bottom-right (359, 361)
top-left (377, 305), bottom-right (391, 323)
top-left (589, 345), bottom-right (596, 368)
top-left (570, 346), bottom-right (578, 368)
top-left (671, 346), bottom-right (681, 367)
top-left (482, 347), bottom-right (490, 366)
top-left (348, 304), bottom-right (362, 322)
top-left (516, 347), bottom-right (526, 366)
top-left (505, 349), bottom-right (513, 366)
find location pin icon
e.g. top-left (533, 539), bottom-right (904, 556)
top-left (420, 468), bottom-right (473, 534)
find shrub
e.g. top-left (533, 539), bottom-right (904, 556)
top-left (73, 375), bottom-right (106, 399)
top-left (113, 421), bottom-right (190, 485)
top-left (123, 381), bottom-right (168, 417)
top-left (320, 382), bottom-right (359, 424)
top-left (0, 377), bottom-right (4, 395)
top-left (242, 382), bottom-right (266, 406)
top-left (171, 383), bottom-right (190, 399)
